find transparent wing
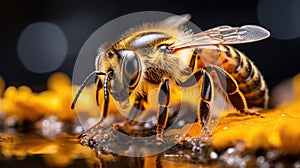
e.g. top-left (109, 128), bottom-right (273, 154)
top-left (170, 25), bottom-right (270, 51)
top-left (161, 14), bottom-right (191, 28)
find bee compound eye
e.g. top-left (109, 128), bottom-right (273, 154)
top-left (119, 50), bottom-right (141, 88)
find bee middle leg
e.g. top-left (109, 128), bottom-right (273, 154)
top-left (199, 71), bottom-right (213, 136)
top-left (177, 70), bottom-right (213, 136)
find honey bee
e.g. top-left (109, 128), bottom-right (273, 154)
top-left (72, 14), bottom-right (270, 140)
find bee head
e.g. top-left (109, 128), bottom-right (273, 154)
top-left (97, 47), bottom-right (142, 105)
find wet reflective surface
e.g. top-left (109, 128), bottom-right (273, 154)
top-left (1, 73), bottom-right (300, 167)
top-left (0, 132), bottom-right (300, 168)
top-left (0, 133), bottom-right (98, 167)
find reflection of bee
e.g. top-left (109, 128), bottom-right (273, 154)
top-left (72, 14), bottom-right (270, 140)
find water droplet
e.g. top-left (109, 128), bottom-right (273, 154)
top-left (103, 134), bottom-right (109, 140)
top-left (192, 145), bottom-right (201, 152)
top-left (74, 125), bottom-right (84, 133)
top-left (144, 122), bottom-right (151, 128)
top-left (177, 119), bottom-right (185, 127)
top-left (227, 148), bottom-right (235, 154)
top-left (210, 151), bottom-right (218, 159)
top-left (257, 156), bottom-right (265, 164)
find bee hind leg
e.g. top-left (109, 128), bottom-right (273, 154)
top-left (228, 92), bottom-right (264, 117)
top-left (205, 66), bottom-right (263, 118)
top-left (240, 109), bottom-right (263, 117)
top-left (156, 78), bottom-right (170, 142)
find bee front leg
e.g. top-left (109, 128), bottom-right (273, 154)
top-left (95, 76), bottom-right (103, 107)
top-left (156, 78), bottom-right (170, 142)
top-left (99, 71), bottom-right (112, 123)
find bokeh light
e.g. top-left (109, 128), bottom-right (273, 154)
top-left (17, 22), bottom-right (68, 73)
top-left (257, 0), bottom-right (300, 40)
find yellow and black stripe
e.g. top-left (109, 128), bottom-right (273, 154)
top-left (195, 45), bottom-right (268, 110)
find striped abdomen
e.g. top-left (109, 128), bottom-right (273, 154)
top-left (195, 45), bottom-right (268, 109)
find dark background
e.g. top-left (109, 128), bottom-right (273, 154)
top-left (0, 0), bottom-right (299, 92)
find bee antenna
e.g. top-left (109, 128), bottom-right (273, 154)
top-left (71, 71), bottom-right (106, 109)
